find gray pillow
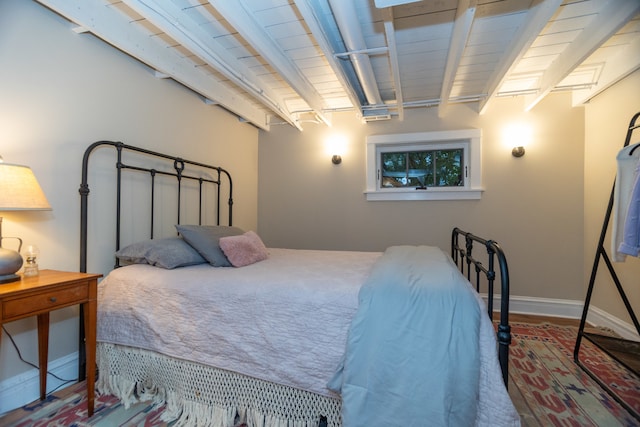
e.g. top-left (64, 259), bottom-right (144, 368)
top-left (115, 237), bottom-right (207, 269)
top-left (175, 225), bottom-right (244, 267)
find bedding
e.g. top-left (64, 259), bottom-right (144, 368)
top-left (98, 248), bottom-right (379, 396)
top-left (328, 246), bottom-right (516, 426)
top-left (96, 246), bottom-right (520, 426)
top-left (219, 231), bottom-right (269, 267)
top-left (175, 225), bottom-right (245, 267)
top-left (115, 237), bottom-right (207, 269)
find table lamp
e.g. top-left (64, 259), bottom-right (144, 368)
top-left (0, 158), bottom-right (51, 283)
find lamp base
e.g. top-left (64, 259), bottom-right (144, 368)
top-left (0, 247), bottom-right (23, 283)
top-left (0, 273), bottom-right (20, 284)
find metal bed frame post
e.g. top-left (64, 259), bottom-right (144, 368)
top-left (573, 112), bottom-right (640, 421)
top-left (175, 159), bottom-right (184, 226)
top-left (451, 227), bottom-right (511, 387)
top-left (150, 169), bottom-right (156, 238)
top-left (115, 144), bottom-right (123, 254)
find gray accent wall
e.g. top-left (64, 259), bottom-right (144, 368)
top-left (258, 94), bottom-right (586, 303)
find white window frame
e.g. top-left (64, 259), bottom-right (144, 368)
top-left (365, 129), bottom-right (483, 201)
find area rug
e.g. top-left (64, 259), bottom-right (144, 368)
top-left (508, 322), bottom-right (639, 427)
top-left (1, 322), bottom-right (639, 426)
top-left (0, 385), bottom-right (172, 427)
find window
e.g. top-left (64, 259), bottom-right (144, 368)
top-left (380, 148), bottom-right (464, 189)
top-left (365, 129), bottom-right (482, 201)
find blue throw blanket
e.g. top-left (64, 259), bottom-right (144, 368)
top-left (328, 246), bottom-right (482, 427)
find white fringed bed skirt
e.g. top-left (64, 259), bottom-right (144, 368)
top-left (96, 343), bottom-right (342, 427)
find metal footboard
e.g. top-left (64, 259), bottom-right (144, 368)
top-left (451, 227), bottom-right (511, 387)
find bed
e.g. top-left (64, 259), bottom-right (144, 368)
top-left (79, 141), bottom-right (520, 427)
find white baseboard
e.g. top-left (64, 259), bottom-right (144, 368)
top-left (0, 352), bottom-right (79, 416)
top-left (496, 294), bottom-right (640, 341)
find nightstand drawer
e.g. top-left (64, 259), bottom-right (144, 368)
top-left (3, 285), bottom-right (89, 319)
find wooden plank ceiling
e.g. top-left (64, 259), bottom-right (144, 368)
top-left (35, 0), bottom-right (640, 131)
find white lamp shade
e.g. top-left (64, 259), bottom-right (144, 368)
top-left (0, 163), bottom-right (51, 211)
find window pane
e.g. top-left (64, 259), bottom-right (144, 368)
top-left (381, 148), bottom-right (463, 188)
top-left (381, 152), bottom-right (406, 187)
top-left (408, 151), bottom-right (431, 187)
top-left (435, 149), bottom-right (463, 187)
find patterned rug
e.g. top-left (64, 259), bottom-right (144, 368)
top-left (1, 322), bottom-right (638, 426)
top-left (508, 322), bottom-right (639, 427)
top-left (0, 384), bottom-right (170, 427)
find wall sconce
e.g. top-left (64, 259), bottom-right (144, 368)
top-left (326, 134), bottom-right (347, 165)
top-left (503, 123), bottom-right (532, 158)
top-left (512, 146), bottom-right (525, 157)
top-left (0, 158), bottom-right (51, 283)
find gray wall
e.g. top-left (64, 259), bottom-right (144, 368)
top-left (584, 70), bottom-right (640, 327)
top-left (0, 0), bottom-right (258, 392)
top-left (258, 94), bottom-right (586, 302)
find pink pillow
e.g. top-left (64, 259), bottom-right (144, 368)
top-left (219, 231), bottom-right (268, 267)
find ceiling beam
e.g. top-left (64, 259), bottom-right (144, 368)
top-left (293, 0), bottom-right (363, 118)
top-left (381, 8), bottom-right (404, 120)
top-left (478, 0), bottom-right (562, 114)
top-left (35, 0), bottom-right (271, 131)
top-left (438, 0), bottom-right (477, 117)
top-left (209, 0), bottom-right (332, 127)
top-left (122, 0), bottom-right (303, 130)
top-left (524, 0), bottom-right (640, 111)
top-left (572, 34), bottom-right (640, 106)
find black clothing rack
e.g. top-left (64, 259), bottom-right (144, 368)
top-left (574, 112), bottom-right (640, 421)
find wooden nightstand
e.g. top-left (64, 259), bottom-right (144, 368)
top-left (0, 270), bottom-right (102, 416)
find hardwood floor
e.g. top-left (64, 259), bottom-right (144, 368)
top-left (508, 313), bottom-right (581, 327)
